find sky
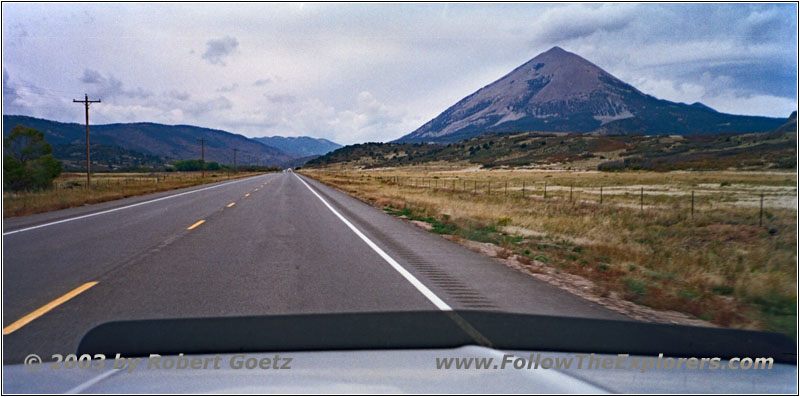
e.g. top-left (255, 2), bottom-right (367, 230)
top-left (2, 3), bottom-right (797, 144)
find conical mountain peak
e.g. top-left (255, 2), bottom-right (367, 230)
top-left (396, 47), bottom-right (784, 143)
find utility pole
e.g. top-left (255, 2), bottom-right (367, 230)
top-left (233, 149), bottom-right (238, 173)
top-left (73, 94), bottom-right (101, 187)
top-left (197, 138), bottom-right (206, 178)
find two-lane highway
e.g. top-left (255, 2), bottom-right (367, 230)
top-left (3, 172), bottom-right (628, 363)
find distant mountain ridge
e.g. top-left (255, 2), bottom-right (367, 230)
top-left (397, 46), bottom-right (786, 143)
top-left (253, 136), bottom-right (342, 157)
top-left (2, 115), bottom-right (299, 167)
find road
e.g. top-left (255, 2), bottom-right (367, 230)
top-left (3, 172), bottom-right (627, 363)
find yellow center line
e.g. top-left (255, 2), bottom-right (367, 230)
top-left (187, 220), bottom-right (205, 230)
top-left (244, 193), bottom-right (250, 197)
top-left (227, 202), bottom-right (235, 207)
top-left (3, 282), bottom-right (98, 335)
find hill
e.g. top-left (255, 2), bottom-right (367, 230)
top-left (3, 115), bottom-right (299, 169)
top-left (308, 114), bottom-right (796, 171)
top-left (252, 136), bottom-right (341, 157)
top-left (397, 47), bottom-right (786, 143)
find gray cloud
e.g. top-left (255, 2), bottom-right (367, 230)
top-left (79, 69), bottom-right (151, 99)
top-left (168, 90), bottom-right (190, 101)
top-left (185, 95), bottom-right (233, 116)
top-left (253, 78), bottom-right (272, 86)
top-left (529, 4), bottom-right (635, 44)
top-left (3, 68), bottom-right (20, 104)
top-left (201, 36), bottom-right (239, 66)
top-left (264, 94), bottom-right (296, 104)
top-left (216, 83), bottom-right (238, 93)
top-left (79, 69), bottom-right (104, 84)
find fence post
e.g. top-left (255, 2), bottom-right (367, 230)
top-left (543, 181), bottom-right (547, 199)
top-left (600, 186), bottom-right (603, 204)
top-left (759, 193), bottom-right (764, 226)
top-left (640, 187), bottom-right (644, 213)
top-left (691, 190), bottom-right (695, 220)
top-left (522, 181), bottom-right (525, 198)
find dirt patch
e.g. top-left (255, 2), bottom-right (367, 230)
top-left (501, 225), bottom-right (598, 247)
top-left (444, 237), bottom-right (715, 328)
top-left (410, 220), bottom-right (433, 231)
top-left (500, 226), bottom-right (547, 238)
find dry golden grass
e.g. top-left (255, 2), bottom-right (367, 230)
top-left (3, 171), bottom-right (267, 218)
top-left (303, 167), bottom-right (797, 335)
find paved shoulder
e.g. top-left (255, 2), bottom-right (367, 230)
top-left (295, 173), bottom-right (630, 321)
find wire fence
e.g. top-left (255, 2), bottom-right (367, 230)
top-left (329, 173), bottom-right (782, 226)
top-left (49, 171), bottom-right (247, 191)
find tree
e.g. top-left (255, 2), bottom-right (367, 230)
top-left (173, 159), bottom-right (203, 171)
top-left (3, 125), bottom-right (62, 191)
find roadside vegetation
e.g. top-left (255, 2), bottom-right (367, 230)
top-left (302, 167), bottom-right (797, 336)
top-left (3, 124), bottom-right (279, 218)
top-left (3, 171), bottom-right (271, 218)
top-left (3, 125), bottom-right (63, 191)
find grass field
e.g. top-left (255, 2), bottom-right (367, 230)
top-left (303, 166), bottom-right (797, 335)
top-left (3, 171), bottom-right (267, 218)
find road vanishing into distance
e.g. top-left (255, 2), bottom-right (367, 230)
top-left (3, 172), bottom-right (627, 363)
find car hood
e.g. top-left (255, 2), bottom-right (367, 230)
top-left (4, 346), bottom-right (797, 394)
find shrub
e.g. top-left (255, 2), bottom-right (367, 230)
top-left (3, 125), bottom-right (62, 191)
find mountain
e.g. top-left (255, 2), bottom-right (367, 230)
top-left (397, 46), bottom-right (786, 143)
top-left (3, 115), bottom-right (299, 167)
top-left (252, 136), bottom-right (341, 157)
top-left (772, 111), bottom-right (797, 134)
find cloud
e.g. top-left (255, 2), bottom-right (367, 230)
top-left (633, 75), bottom-right (797, 117)
top-left (168, 90), bottom-right (190, 101)
top-left (216, 83), bottom-right (238, 93)
top-left (78, 69), bottom-right (151, 99)
top-left (3, 68), bottom-right (20, 104)
top-left (528, 3), bottom-right (636, 44)
top-left (79, 69), bottom-right (104, 84)
top-left (264, 93), bottom-right (296, 104)
top-left (297, 91), bottom-right (408, 144)
top-left (185, 95), bottom-right (233, 116)
top-left (1, 3), bottom-right (795, 142)
top-left (201, 35), bottom-right (238, 66)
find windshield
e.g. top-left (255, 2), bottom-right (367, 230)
top-left (2, 2), bottom-right (797, 394)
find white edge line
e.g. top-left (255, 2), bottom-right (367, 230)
top-left (64, 368), bottom-right (122, 394)
top-left (294, 174), bottom-right (452, 311)
top-left (3, 175), bottom-right (268, 236)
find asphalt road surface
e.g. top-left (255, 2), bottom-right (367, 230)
top-left (3, 172), bottom-right (628, 363)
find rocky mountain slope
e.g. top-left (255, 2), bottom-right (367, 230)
top-left (397, 47), bottom-right (785, 143)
